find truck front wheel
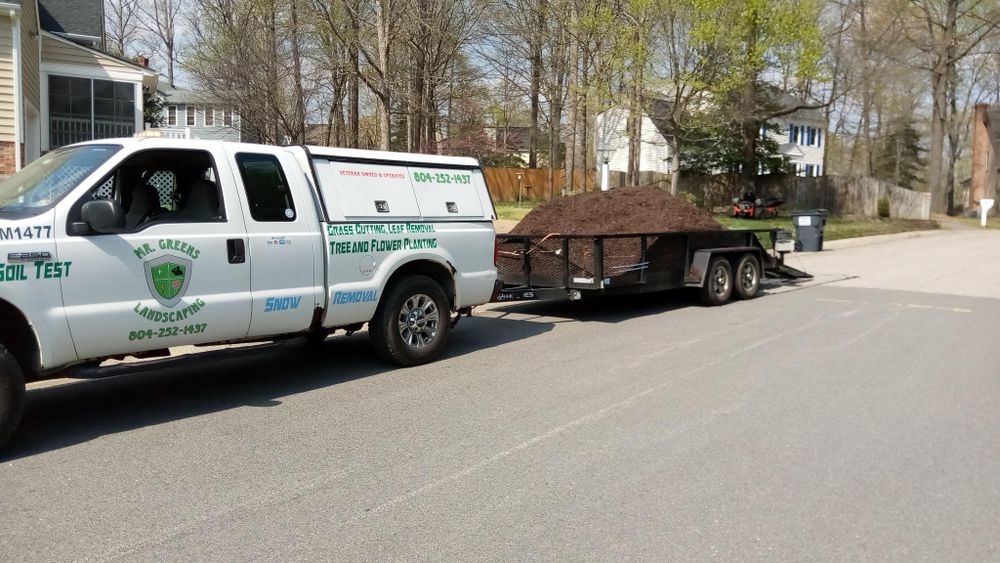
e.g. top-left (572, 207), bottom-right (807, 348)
top-left (699, 256), bottom-right (733, 306)
top-left (370, 275), bottom-right (451, 366)
top-left (0, 345), bottom-right (25, 449)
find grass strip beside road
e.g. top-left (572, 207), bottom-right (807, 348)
top-left (715, 215), bottom-right (939, 242)
top-left (947, 216), bottom-right (1000, 230)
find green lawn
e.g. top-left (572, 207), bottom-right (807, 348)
top-left (715, 214), bottom-right (938, 241)
top-left (494, 202), bottom-right (539, 221)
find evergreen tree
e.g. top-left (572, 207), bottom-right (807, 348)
top-left (681, 119), bottom-right (791, 176)
top-left (874, 118), bottom-right (926, 190)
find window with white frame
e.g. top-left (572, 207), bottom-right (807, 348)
top-left (187, 106), bottom-right (196, 126)
top-left (49, 75), bottom-right (136, 149)
top-left (204, 107), bottom-right (214, 127)
top-left (167, 106), bottom-right (177, 126)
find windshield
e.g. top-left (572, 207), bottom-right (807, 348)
top-left (0, 144), bottom-right (121, 212)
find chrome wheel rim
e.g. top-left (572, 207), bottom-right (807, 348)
top-left (397, 293), bottom-right (439, 348)
top-left (741, 262), bottom-right (758, 291)
top-left (712, 265), bottom-right (730, 297)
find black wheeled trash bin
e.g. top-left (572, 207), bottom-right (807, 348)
top-left (790, 209), bottom-right (828, 251)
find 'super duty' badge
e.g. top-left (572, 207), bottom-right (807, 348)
top-left (145, 255), bottom-right (192, 307)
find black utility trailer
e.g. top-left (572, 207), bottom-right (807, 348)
top-left (493, 229), bottom-right (810, 306)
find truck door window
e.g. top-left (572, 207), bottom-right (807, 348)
top-left (70, 149), bottom-right (224, 234)
top-left (235, 153), bottom-right (296, 222)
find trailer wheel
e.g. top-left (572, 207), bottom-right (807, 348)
top-left (699, 256), bottom-right (733, 306)
top-left (0, 345), bottom-right (25, 449)
top-left (734, 254), bottom-right (761, 300)
top-left (370, 275), bottom-right (451, 366)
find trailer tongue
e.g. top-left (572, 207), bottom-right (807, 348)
top-left (493, 228), bottom-right (810, 305)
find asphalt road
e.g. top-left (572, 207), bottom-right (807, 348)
top-left (3, 228), bottom-right (1000, 561)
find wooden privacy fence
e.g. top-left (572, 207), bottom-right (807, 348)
top-left (484, 167), bottom-right (596, 202)
top-left (678, 174), bottom-right (932, 219)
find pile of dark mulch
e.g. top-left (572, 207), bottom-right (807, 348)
top-left (510, 186), bottom-right (723, 236)
top-left (500, 187), bottom-right (723, 282)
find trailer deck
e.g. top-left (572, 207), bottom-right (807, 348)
top-left (493, 229), bottom-right (810, 304)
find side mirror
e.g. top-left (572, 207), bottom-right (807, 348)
top-left (81, 200), bottom-right (125, 234)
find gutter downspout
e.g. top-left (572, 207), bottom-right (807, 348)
top-left (11, 8), bottom-right (21, 172)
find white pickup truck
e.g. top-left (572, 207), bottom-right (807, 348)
top-left (0, 138), bottom-right (499, 447)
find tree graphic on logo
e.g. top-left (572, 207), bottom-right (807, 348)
top-left (151, 262), bottom-right (186, 300)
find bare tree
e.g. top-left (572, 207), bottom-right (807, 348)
top-left (106, 0), bottom-right (143, 58)
top-left (141, 0), bottom-right (184, 87)
top-left (906, 0), bottom-right (1000, 213)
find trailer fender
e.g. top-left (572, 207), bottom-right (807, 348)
top-left (685, 247), bottom-right (762, 288)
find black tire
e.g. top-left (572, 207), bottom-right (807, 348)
top-left (0, 345), bottom-right (25, 449)
top-left (370, 275), bottom-right (451, 366)
top-left (302, 330), bottom-right (330, 349)
top-left (734, 254), bottom-right (761, 300)
top-left (699, 256), bottom-right (734, 306)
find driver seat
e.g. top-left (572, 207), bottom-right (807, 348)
top-left (125, 184), bottom-right (163, 230)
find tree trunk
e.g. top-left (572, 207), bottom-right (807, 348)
top-left (927, 58), bottom-right (948, 211)
top-left (945, 32), bottom-right (959, 215)
top-left (562, 3), bottom-right (579, 195)
top-left (738, 81), bottom-right (758, 191)
top-left (289, 0), bottom-right (307, 143)
top-left (528, 3), bottom-right (544, 168)
top-left (626, 68), bottom-right (643, 186)
top-left (669, 136), bottom-right (681, 196)
top-left (858, 1), bottom-right (873, 176)
top-left (348, 4), bottom-right (360, 148)
top-left (529, 42), bottom-right (541, 168)
top-left (926, 0), bottom-right (958, 213)
top-left (375, 0), bottom-right (392, 151)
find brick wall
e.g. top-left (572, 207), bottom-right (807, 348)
top-left (0, 142), bottom-right (26, 178)
top-left (0, 142), bottom-right (17, 177)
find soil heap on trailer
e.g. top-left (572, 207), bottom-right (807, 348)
top-left (510, 186), bottom-right (722, 236)
top-left (496, 186), bottom-right (810, 305)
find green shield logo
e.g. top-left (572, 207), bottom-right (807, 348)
top-left (145, 255), bottom-right (192, 307)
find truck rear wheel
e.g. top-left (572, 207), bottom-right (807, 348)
top-left (699, 256), bottom-right (733, 306)
top-left (0, 345), bottom-right (25, 449)
top-left (734, 254), bottom-right (761, 300)
top-left (370, 275), bottom-right (451, 366)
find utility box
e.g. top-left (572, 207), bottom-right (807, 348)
top-left (790, 209), bottom-right (829, 252)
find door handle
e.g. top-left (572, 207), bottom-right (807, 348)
top-left (227, 239), bottom-right (246, 264)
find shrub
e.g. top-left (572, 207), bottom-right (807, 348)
top-left (877, 196), bottom-right (890, 218)
top-left (679, 191), bottom-right (702, 208)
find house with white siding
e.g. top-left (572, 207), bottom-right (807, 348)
top-left (596, 92), bottom-right (826, 177)
top-left (764, 92), bottom-right (826, 177)
top-left (595, 98), bottom-right (674, 175)
top-left (157, 86), bottom-right (242, 142)
top-left (0, 0), bottom-right (158, 176)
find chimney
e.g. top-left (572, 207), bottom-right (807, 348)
top-left (134, 54), bottom-right (150, 68)
top-left (970, 104), bottom-right (990, 210)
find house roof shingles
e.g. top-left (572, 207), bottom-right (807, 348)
top-left (39, 0), bottom-right (103, 39)
top-left (159, 87), bottom-right (224, 106)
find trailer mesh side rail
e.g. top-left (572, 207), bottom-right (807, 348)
top-left (495, 229), bottom-right (811, 301)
